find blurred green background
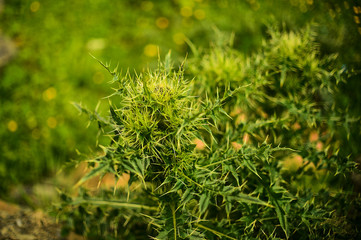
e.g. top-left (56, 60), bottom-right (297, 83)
top-left (0, 0), bottom-right (360, 200)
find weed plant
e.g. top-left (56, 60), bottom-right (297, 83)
top-left (58, 27), bottom-right (361, 239)
top-left (1, 0), bottom-right (360, 198)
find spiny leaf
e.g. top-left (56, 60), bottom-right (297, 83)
top-left (229, 193), bottom-right (272, 207)
top-left (110, 105), bottom-right (122, 125)
top-left (71, 198), bottom-right (158, 211)
top-left (243, 157), bottom-right (262, 179)
top-left (74, 162), bottom-right (109, 188)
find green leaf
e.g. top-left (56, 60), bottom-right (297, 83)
top-left (71, 198), bottom-right (158, 211)
top-left (273, 200), bottom-right (289, 239)
top-left (196, 224), bottom-right (237, 240)
top-left (181, 188), bottom-right (193, 205)
top-left (230, 193), bottom-right (272, 207)
top-left (280, 66), bottom-right (287, 87)
top-left (74, 162), bottom-right (108, 188)
top-left (243, 158), bottom-right (262, 179)
top-left (199, 192), bottom-right (211, 214)
top-left (110, 105), bottom-right (122, 125)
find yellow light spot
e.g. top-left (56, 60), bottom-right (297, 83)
top-left (141, 1), bottom-right (154, 11)
top-left (86, 38), bottom-right (106, 51)
top-left (93, 71), bottom-right (104, 84)
top-left (354, 6), bottom-right (359, 14)
top-left (47, 117), bottom-right (57, 128)
top-left (30, 1), bottom-right (40, 12)
top-left (156, 17), bottom-right (169, 29)
top-left (355, 16), bottom-right (360, 24)
top-left (194, 0), bottom-right (203, 2)
top-left (43, 87), bottom-right (57, 101)
top-left (173, 33), bottom-right (186, 45)
top-left (32, 129), bottom-right (41, 139)
top-left (144, 44), bottom-right (158, 57)
top-left (194, 9), bottom-right (206, 20)
top-left (306, 0), bottom-right (313, 5)
top-left (180, 7), bottom-right (193, 17)
top-left (8, 120), bottom-right (18, 132)
top-left (344, 1), bottom-right (349, 9)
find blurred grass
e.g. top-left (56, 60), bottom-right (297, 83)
top-left (0, 0), bottom-right (360, 198)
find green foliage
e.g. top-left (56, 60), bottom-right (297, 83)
top-left (1, 0), bottom-right (361, 199)
top-left (58, 27), bottom-right (361, 239)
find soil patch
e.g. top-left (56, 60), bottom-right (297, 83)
top-left (0, 200), bottom-right (62, 240)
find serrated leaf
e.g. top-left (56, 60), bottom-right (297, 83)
top-left (110, 105), bottom-right (122, 125)
top-left (232, 193), bottom-right (272, 207)
top-left (74, 162), bottom-right (108, 188)
top-left (274, 200), bottom-right (289, 239)
top-left (243, 158), bottom-right (262, 179)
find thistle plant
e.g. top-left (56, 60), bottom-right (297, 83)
top-left (58, 28), bottom-right (361, 239)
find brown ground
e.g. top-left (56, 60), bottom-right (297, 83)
top-left (0, 200), bottom-right (62, 240)
top-left (0, 163), bottom-right (130, 240)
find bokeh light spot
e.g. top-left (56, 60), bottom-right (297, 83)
top-left (86, 38), bottom-right (106, 51)
top-left (43, 87), bottom-right (57, 101)
top-left (156, 17), bottom-right (169, 29)
top-left (47, 117), bottom-right (57, 129)
top-left (193, 138), bottom-right (205, 150)
top-left (353, 6), bottom-right (359, 14)
top-left (8, 120), bottom-right (18, 132)
top-left (144, 44), bottom-right (158, 57)
top-left (173, 33), bottom-right (186, 45)
top-left (180, 7), bottom-right (193, 17)
top-left (309, 131), bottom-right (319, 142)
top-left (32, 129), bottom-right (41, 139)
top-left (141, 1), bottom-right (154, 11)
top-left (27, 116), bottom-right (37, 129)
top-left (355, 16), bottom-right (360, 24)
top-left (194, 9), bottom-right (206, 20)
top-left (30, 1), bottom-right (40, 12)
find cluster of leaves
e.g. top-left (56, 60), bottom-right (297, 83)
top-left (57, 28), bottom-right (361, 239)
top-left (2, 0), bottom-right (360, 198)
top-left (188, 26), bottom-right (358, 151)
